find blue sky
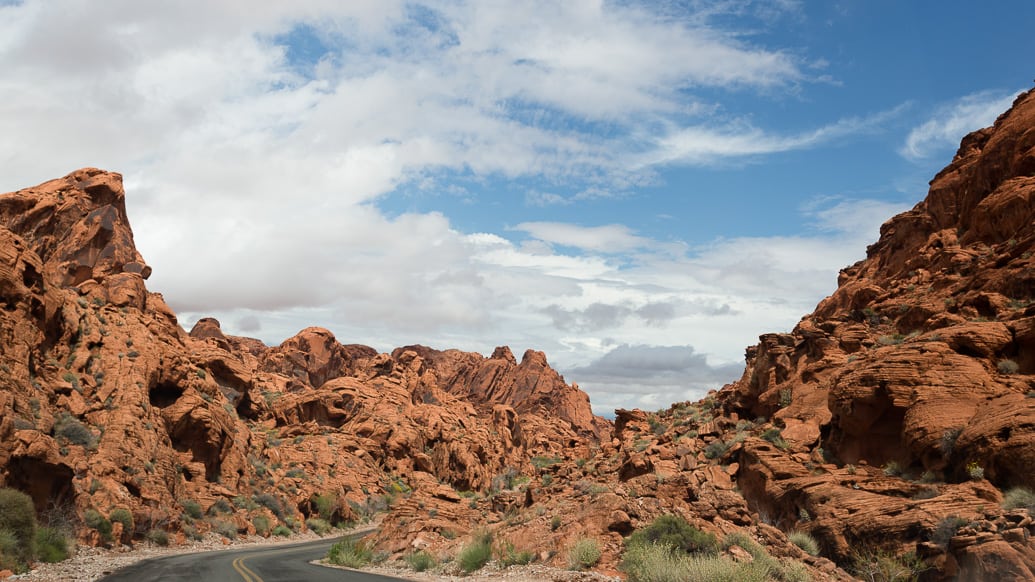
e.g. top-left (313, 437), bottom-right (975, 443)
top-left (1, 0), bottom-right (1032, 413)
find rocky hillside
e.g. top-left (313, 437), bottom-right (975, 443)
top-left (0, 168), bottom-right (607, 550)
top-left (1, 86), bottom-right (1034, 581)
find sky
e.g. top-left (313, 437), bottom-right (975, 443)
top-left (1, 1), bottom-right (1033, 414)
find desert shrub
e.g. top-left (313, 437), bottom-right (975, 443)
top-left (931, 515), bottom-right (968, 547)
top-left (761, 428), bottom-right (788, 449)
top-left (34, 526), bottom-right (69, 562)
top-left (496, 540), bottom-right (534, 567)
top-left (788, 531), bottom-right (820, 556)
top-left (626, 514), bottom-right (718, 556)
top-left (621, 542), bottom-right (692, 582)
top-left (883, 461), bottom-right (903, 477)
top-left (207, 499), bottom-right (232, 515)
top-left (213, 520), bottom-right (237, 540)
top-left (233, 496), bottom-right (259, 510)
top-left (0, 528), bottom-right (20, 572)
top-left (405, 549), bottom-right (436, 572)
top-left (272, 525), bottom-right (292, 537)
top-left (83, 509), bottom-right (113, 542)
top-left (312, 493), bottom-right (337, 519)
top-left (1002, 487), bottom-right (1035, 512)
top-left (180, 499), bottom-right (202, 520)
top-left (551, 515), bottom-right (562, 531)
top-left (567, 537), bottom-right (601, 570)
top-left (109, 508), bottom-right (134, 533)
top-left (53, 414), bottom-right (94, 447)
top-left (458, 530), bottom-right (493, 573)
top-left (0, 488), bottom-right (36, 568)
top-left (252, 515), bottom-right (271, 536)
top-left (146, 529), bottom-right (169, 546)
top-left (703, 439), bottom-right (731, 460)
top-left (306, 518), bottom-right (331, 535)
top-left (621, 543), bottom-right (775, 582)
top-left (182, 524), bottom-right (202, 541)
top-left (852, 549), bottom-right (925, 582)
top-left (254, 493), bottom-right (285, 519)
top-left (997, 359), bottom-right (1020, 375)
top-left (327, 537), bottom-right (373, 568)
top-left (966, 462), bottom-right (984, 480)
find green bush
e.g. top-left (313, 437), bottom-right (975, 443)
top-left (788, 531), bottom-right (819, 556)
top-left (327, 537), bottom-right (373, 568)
top-left (312, 493), bottom-right (337, 519)
top-left (213, 520), bottom-right (237, 540)
top-left (252, 515), bottom-right (272, 536)
top-left (622, 542), bottom-right (775, 582)
top-left (146, 529), bottom-right (169, 546)
top-left (703, 439), bottom-right (731, 460)
top-left (458, 530), bottom-right (493, 573)
top-left (567, 537), bottom-right (601, 570)
top-left (272, 525), bottom-right (292, 537)
top-left (254, 493), bottom-right (285, 519)
top-left (53, 414), bottom-right (95, 447)
top-left (34, 526), bottom-right (70, 563)
top-left (0, 488), bottom-right (36, 568)
top-left (852, 549), bottom-right (926, 582)
top-left (405, 549), bottom-right (436, 572)
top-left (208, 499), bottom-right (232, 515)
top-left (306, 518), bottom-right (331, 535)
top-left (183, 524), bottom-right (202, 541)
top-left (626, 515), bottom-right (718, 556)
top-left (180, 499), bottom-right (203, 520)
top-left (496, 540), bottom-right (534, 567)
top-left (0, 528), bottom-right (20, 572)
top-left (931, 515), bottom-right (968, 547)
top-left (109, 508), bottom-right (134, 534)
top-left (1002, 487), bottom-right (1035, 512)
top-left (83, 509), bottom-right (113, 542)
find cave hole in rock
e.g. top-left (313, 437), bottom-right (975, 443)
top-left (4, 456), bottom-right (75, 513)
top-left (149, 381), bottom-right (184, 408)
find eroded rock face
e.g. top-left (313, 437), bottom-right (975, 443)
top-left (0, 169), bottom-right (610, 555)
top-left (713, 88), bottom-right (1035, 579)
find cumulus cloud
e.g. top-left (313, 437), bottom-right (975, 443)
top-left (0, 1), bottom-right (913, 413)
top-left (901, 89), bottom-right (1022, 161)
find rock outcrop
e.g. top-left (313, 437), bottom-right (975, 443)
top-left (0, 170), bottom-right (608, 556)
top-left (710, 88), bottom-right (1035, 579)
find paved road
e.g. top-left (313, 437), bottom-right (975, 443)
top-left (99, 536), bottom-right (404, 582)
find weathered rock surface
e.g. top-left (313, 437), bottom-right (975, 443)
top-left (711, 87), bottom-right (1035, 579)
top-left (0, 169), bottom-right (609, 563)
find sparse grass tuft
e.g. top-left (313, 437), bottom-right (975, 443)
top-left (1002, 487), bottom-right (1035, 512)
top-left (458, 530), bottom-right (493, 573)
top-left (567, 537), bottom-right (601, 571)
top-left (327, 537), bottom-right (373, 568)
top-left (788, 531), bottom-right (820, 556)
top-left (405, 549), bottom-right (436, 572)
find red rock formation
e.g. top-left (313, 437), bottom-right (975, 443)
top-left (713, 88), bottom-right (1035, 579)
top-left (0, 169), bottom-right (610, 562)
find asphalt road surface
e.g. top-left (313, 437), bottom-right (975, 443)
top-left (99, 536), bottom-right (405, 582)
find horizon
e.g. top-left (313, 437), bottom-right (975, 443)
top-left (2, 1), bottom-right (1033, 414)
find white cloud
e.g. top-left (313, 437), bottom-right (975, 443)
top-left (901, 89), bottom-right (1022, 161)
top-left (511, 222), bottom-right (651, 253)
top-left (0, 1), bottom-right (917, 413)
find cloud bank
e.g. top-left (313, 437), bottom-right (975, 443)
top-left (0, 1), bottom-right (915, 412)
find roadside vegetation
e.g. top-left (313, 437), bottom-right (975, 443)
top-left (0, 488), bottom-right (73, 572)
top-left (620, 514), bottom-right (812, 582)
